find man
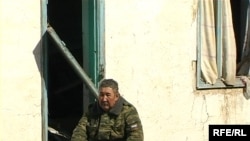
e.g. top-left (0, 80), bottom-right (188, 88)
top-left (71, 79), bottom-right (144, 141)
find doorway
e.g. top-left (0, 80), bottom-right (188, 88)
top-left (45, 0), bottom-right (105, 140)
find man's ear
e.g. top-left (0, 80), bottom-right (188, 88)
top-left (116, 93), bottom-right (120, 98)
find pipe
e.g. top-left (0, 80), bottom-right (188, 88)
top-left (47, 24), bottom-right (98, 99)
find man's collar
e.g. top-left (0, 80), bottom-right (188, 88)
top-left (93, 97), bottom-right (125, 116)
top-left (109, 97), bottom-right (124, 115)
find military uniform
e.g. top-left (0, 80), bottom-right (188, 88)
top-left (71, 97), bottom-right (144, 141)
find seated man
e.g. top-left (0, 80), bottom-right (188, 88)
top-left (71, 78), bottom-right (144, 141)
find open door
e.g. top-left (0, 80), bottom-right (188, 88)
top-left (44, 0), bottom-right (105, 140)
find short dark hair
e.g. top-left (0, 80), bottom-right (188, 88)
top-left (99, 79), bottom-right (119, 94)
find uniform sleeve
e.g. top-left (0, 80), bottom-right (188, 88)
top-left (125, 106), bottom-right (144, 141)
top-left (70, 113), bottom-right (88, 141)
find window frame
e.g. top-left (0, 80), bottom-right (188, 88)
top-left (196, 0), bottom-right (245, 89)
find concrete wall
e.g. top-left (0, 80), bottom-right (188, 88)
top-left (0, 0), bottom-right (42, 140)
top-left (0, 0), bottom-right (250, 141)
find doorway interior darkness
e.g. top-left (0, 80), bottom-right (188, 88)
top-left (46, 0), bottom-right (102, 138)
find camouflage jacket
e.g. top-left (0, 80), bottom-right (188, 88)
top-left (70, 97), bottom-right (143, 141)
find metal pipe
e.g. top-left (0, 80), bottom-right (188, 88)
top-left (47, 25), bottom-right (98, 99)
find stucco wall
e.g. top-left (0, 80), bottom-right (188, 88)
top-left (0, 0), bottom-right (250, 141)
top-left (0, 0), bottom-right (42, 140)
top-left (104, 0), bottom-right (250, 141)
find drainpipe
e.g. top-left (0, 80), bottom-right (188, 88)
top-left (47, 24), bottom-right (98, 99)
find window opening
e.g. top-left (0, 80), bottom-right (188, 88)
top-left (197, 0), bottom-right (248, 89)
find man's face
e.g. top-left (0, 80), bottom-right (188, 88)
top-left (98, 87), bottom-right (119, 112)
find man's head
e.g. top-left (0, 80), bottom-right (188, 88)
top-left (98, 79), bottom-right (120, 112)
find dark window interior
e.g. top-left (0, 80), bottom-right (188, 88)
top-left (47, 0), bottom-right (83, 139)
top-left (231, 0), bottom-right (249, 63)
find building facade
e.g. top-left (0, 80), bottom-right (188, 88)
top-left (1, 0), bottom-right (250, 141)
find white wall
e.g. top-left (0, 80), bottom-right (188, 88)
top-left (0, 0), bottom-right (250, 141)
top-left (0, 0), bottom-right (42, 140)
top-left (104, 0), bottom-right (250, 140)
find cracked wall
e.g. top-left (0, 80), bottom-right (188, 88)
top-left (1, 0), bottom-right (250, 141)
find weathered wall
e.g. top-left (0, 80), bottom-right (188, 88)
top-left (0, 0), bottom-right (42, 140)
top-left (0, 0), bottom-right (250, 141)
top-left (104, 0), bottom-right (250, 140)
